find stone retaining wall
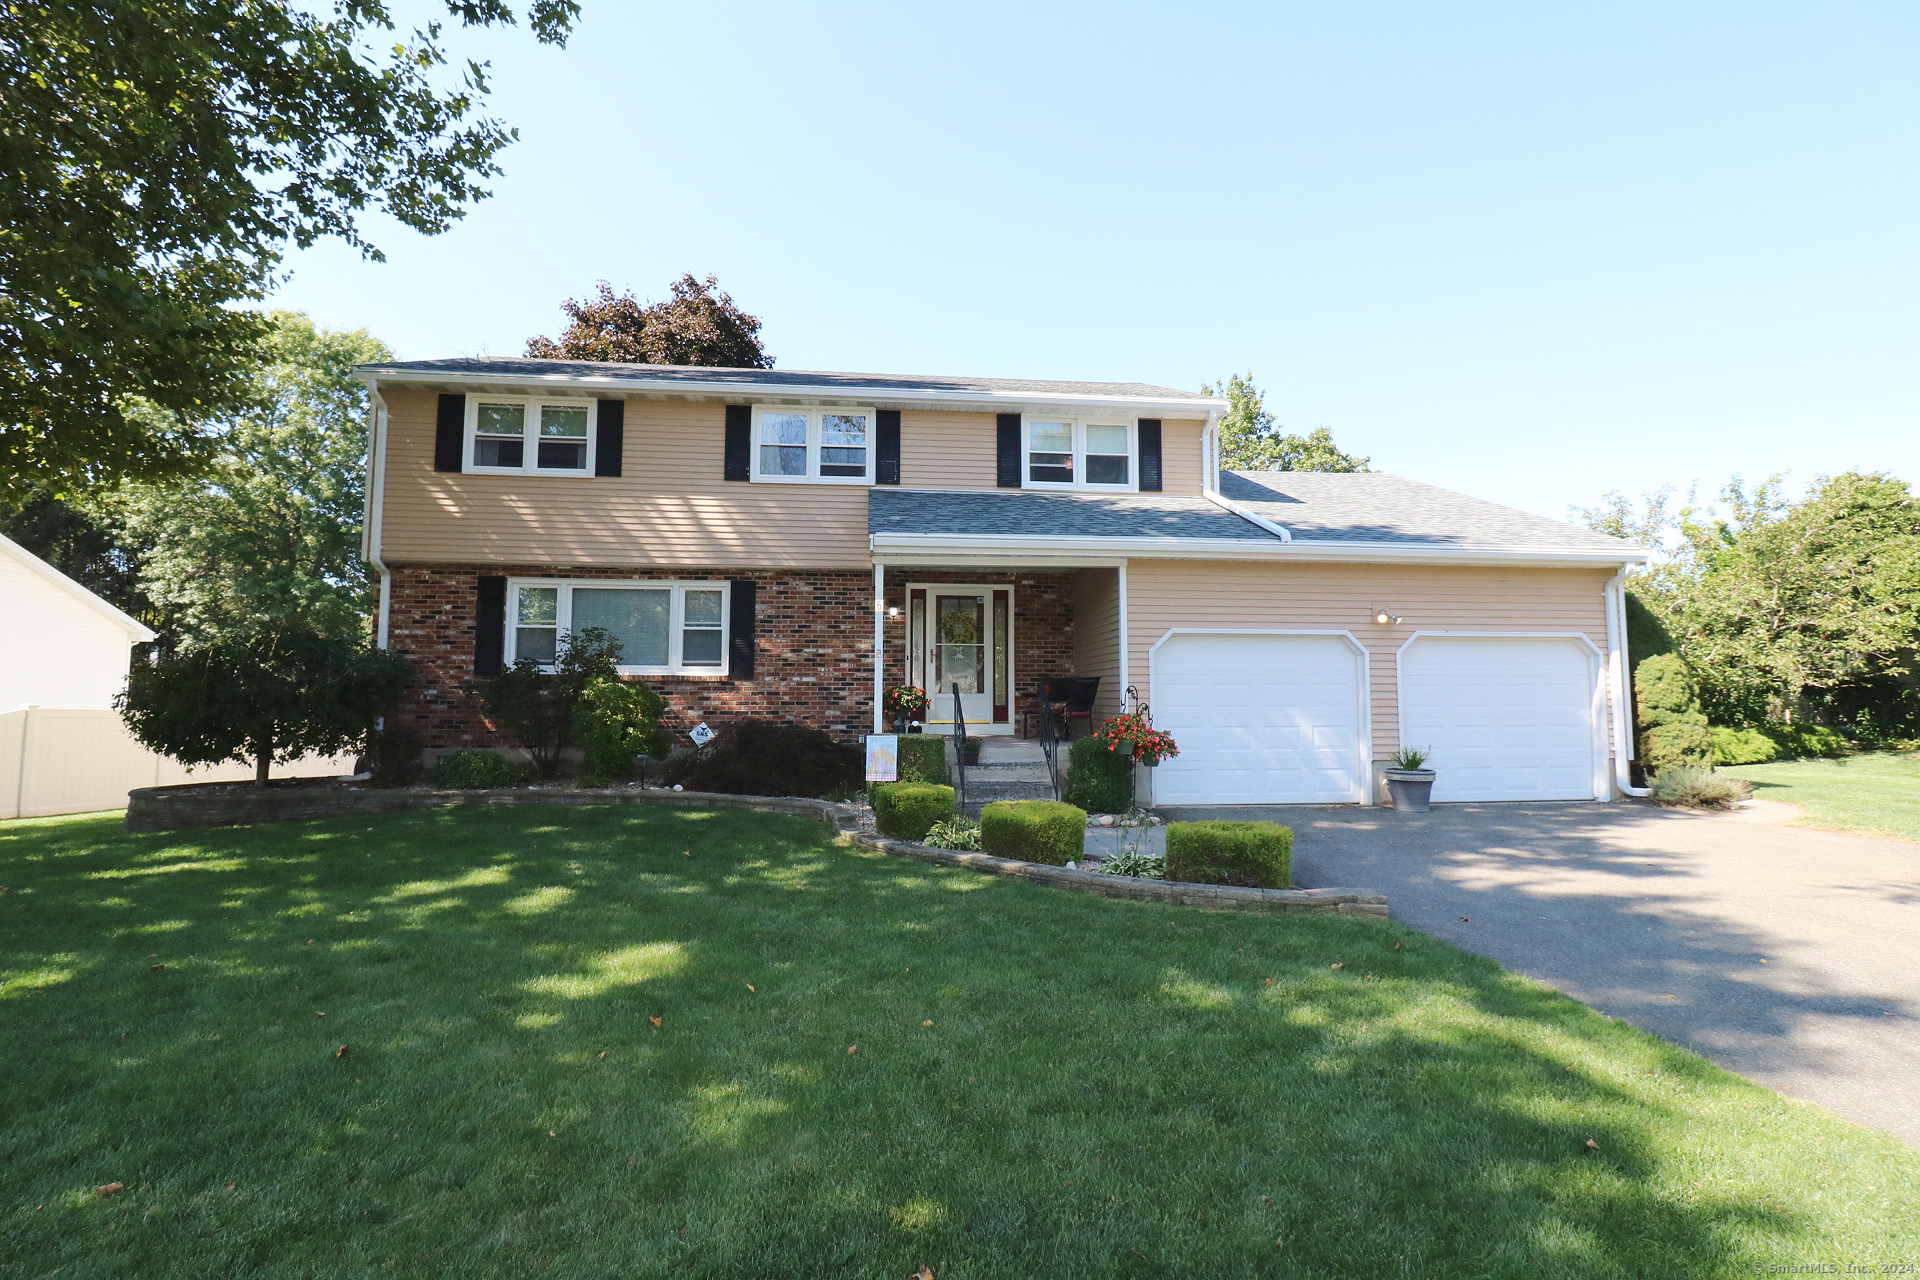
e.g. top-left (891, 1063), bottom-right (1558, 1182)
top-left (124, 783), bottom-right (1390, 918)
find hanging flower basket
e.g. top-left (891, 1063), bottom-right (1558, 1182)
top-left (883, 685), bottom-right (929, 722)
top-left (1090, 713), bottom-right (1180, 767)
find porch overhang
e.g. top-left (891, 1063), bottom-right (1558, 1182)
top-left (870, 532), bottom-right (1652, 570)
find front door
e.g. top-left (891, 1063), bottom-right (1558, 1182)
top-left (909, 584), bottom-right (1012, 729)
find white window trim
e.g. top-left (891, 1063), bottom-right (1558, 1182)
top-left (1023, 416), bottom-right (1139, 492)
top-left (465, 396), bottom-right (598, 476)
top-left (750, 404), bottom-right (876, 485)
top-left (507, 578), bottom-right (730, 677)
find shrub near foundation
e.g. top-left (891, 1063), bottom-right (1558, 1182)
top-left (1065, 735), bottom-right (1134, 813)
top-left (1164, 821), bottom-right (1293, 889)
top-left (432, 749), bottom-right (519, 789)
top-left (894, 735), bottom-right (951, 786)
top-left (979, 800), bottom-right (1086, 865)
top-left (872, 783), bottom-right (955, 841)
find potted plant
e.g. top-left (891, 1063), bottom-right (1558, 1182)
top-left (884, 685), bottom-right (929, 733)
top-left (1385, 746), bottom-right (1435, 812)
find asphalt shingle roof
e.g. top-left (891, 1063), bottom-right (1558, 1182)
top-left (360, 357), bottom-right (1209, 402)
top-left (871, 473), bottom-right (1642, 552)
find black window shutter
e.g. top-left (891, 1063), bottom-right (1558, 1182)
top-left (475, 576), bottom-right (507, 677)
top-left (1138, 418), bottom-right (1163, 491)
top-left (875, 409), bottom-right (901, 484)
top-left (996, 413), bottom-right (1022, 488)
top-left (724, 405), bottom-right (751, 481)
top-left (434, 393), bottom-right (466, 472)
top-left (728, 579), bottom-right (757, 677)
top-left (595, 399), bottom-right (624, 476)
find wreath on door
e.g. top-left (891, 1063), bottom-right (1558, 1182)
top-left (938, 611), bottom-right (981, 645)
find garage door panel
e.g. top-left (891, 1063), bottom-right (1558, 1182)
top-left (1153, 633), bottom-right (1364, 806)
top-left (1400, 637), bottom-right (1596, 803)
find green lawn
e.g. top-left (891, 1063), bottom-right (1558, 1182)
top-left (3, 807), bottom-right (1917, 1278)
top-left (1722, 749), bottom-right (1920, 843)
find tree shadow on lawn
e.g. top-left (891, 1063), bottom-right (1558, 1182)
top-left (2, 807), bottom-right (1915, 1279)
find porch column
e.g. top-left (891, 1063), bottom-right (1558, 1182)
top-left (872, 561), bottom-right (885, 733)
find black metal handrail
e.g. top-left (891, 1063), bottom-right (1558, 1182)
top-left (950, 683), bottom-right (966, 812)
top-left (1035, 695), bottom-right (1062, 800)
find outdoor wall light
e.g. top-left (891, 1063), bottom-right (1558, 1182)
top-left (887, 605), bottom-right (901, 619)
top-left (1374, 610), bottom-right (1403, 625)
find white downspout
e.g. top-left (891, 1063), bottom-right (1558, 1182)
top-left (361, 382), bottom-right (393, 649)
top-left (1604, 566), bottom-right (1649, 797)
top-left (872, 559), bottom-right (886, 734)
top-left (1199, 407), bottom-right (1293, 542)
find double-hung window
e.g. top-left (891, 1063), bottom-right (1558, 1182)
top-left (1025, 418), bottom-right (1136, 490)
top-left (752, 406), bottom-right (873, 483)
top-left (467, 397), bottom-right (595, 474)
top-left (509, 580), bottom-right (729, 675)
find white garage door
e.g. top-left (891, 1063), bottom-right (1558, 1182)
top-left (1399, 636), bottom-right (1598, 802)
top-left (1151, 633), bottom-right (1365, 805)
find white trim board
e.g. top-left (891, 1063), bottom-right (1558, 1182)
top-left (870, 531), bottom-right (1652, 569)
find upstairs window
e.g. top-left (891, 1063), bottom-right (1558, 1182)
top-left (1025, 418), bottom-right (1135, 490)
top-left (467, 398), bottom-right (594, 474)
top-left (508, 580), bottom-right (729, 675)
top-left (752, 406), bottom-right (873, 484)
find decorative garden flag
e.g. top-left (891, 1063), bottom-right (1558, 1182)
top-left (865, 734), bottom-right (899, 782)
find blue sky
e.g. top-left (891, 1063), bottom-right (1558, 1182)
top-left (271, 0), bottom-right (1920, 522)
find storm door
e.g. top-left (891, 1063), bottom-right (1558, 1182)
top-left (909, 584), bottom-right (1012, 729)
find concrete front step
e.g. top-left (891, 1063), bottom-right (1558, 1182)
top-left (959, 779), bottom-right (1061, 814)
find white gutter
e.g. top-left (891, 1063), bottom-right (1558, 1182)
top-left (1603, 565), bottom-right (1650, 798)
top-left (357, 365), bottom-right (1227, 419)
top-left (361, 385), bottom-right (393, 649)
top-left (872, 562), bottom-right (885, 734)
top-left (1200, 407), bottom-right (1293, 543)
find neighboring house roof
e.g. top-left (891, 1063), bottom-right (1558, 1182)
top-left (356, 357), bottom-right (1219, 413)
top-left (0, 531), bottom-right (157, 641)
top-left (870, 472), bottom-right (1648, 567)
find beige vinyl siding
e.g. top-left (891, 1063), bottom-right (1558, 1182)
top-left (1157, 418), bottom-right (1206, 496)
top-left (894, 411), bottom-right (1208, 494)
top-left (377, 391), bottom-right (870, 569)
top-left (898, 409), bottom-right (999, 488)
top-left (1124, 559), bottom-right (1617, 760)
top-left (1071, 567), bottom-right (1123, 721)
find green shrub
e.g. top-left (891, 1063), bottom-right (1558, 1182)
top-left (433, 749), bottom-right (520, 789)
top-left (1710, 725), bottom-right (1780, 766)
top-left (360, 724), bottom-right (424, 787)
top-left (922, 819), bottom-right (982, 851)
top-left (1650, 766), bottom-right (1752, 811)
top-left (1164, 821), bottom-right (1293, 889)
top-left (895, 734), bottom-right (950, 786)
top-left (572, 676), bottom-right (669, 786)
top-left (1635, 653), bottom-right (1711, 771)
top-left (1065, 735), bottom-right (1134, 812)
top-left (872, 783), bottom-right (955, 840)
top-left (1096, 849), bottom-right (1165, 879)
top-left (979, 800), bottom-right (1086, 865)
top-left (1761, 723), bottom-right (1851, 760)
top-left (667, 721), bottom-right (863, 798)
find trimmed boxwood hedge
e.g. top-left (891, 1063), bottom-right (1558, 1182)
top-left (873, 782), bottom-right (955, 841)
top-left (979, 800), bottom-right (1086, 865)
top-left (895, 735), bottom-right (951, 786)
top-left (1064, 735), bottom-right (1134, 813)
top-left (1164, 820), bottom-right (1293, 889)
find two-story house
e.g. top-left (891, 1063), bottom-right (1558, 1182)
top-left (355, 357), bottom-right (1650, 807)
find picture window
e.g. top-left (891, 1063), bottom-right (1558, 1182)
top-left (506, 580), bottom-right (729, 675)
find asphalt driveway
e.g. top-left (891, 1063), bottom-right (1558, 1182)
top-left (1152, 799), bottom-right (1920, 1149)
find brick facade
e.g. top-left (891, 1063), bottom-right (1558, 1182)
top-left (384, 563), bottom-right (1077, 750)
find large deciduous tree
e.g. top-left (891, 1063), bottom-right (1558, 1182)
top-left (1202, 373), bottom-right (1370, 473)
top-left (0, 0), bottom-right (577, 502)
top-left (1577, 472), bottom-right (1920, 737)
top-left (525, 274), bottom-right (773, 368)
top-left (111, 312), bottom-right (392, 645)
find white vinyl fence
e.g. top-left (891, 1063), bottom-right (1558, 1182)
top-left (0, 707), bottom-right (354, 819)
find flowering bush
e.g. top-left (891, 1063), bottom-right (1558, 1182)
top-left (1090, 712), bottom-right (1179, 766)
top-left (883, 685), bottom-right (929, 721)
